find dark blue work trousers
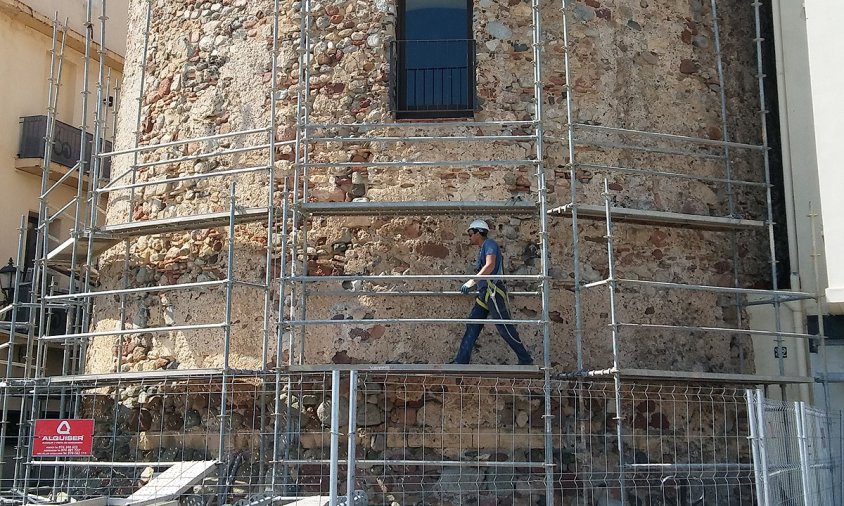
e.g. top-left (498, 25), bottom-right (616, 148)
top-left (454, 282), bottom-right (533, 364)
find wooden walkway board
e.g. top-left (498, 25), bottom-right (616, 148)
top-left (109, 461), bottom-right (217, 506)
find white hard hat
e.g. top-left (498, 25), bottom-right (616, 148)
top-left (468, 219), bottom-right (490, 232)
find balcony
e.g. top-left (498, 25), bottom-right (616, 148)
top-left (390, 39), bottom-right (477, 119)
top-left (16, 115), bottom-right (112, 185)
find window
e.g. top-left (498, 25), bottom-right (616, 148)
top-left (392, 0), bottom-right (475, 118)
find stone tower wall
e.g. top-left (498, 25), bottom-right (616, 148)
top-left (86, 0), bottom-right (766, 374)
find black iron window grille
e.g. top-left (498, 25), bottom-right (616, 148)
top-left (390, 38), bottom-right (477, 119)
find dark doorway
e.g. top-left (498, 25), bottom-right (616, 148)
top-left (24, 214), bottom-right (38, 280)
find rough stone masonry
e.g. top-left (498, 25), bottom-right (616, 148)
top-left (72, 1), bottom-right (769, 504)
top-left (87, 0), bottom-right (767, 375)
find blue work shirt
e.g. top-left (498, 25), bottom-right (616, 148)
top-left (475, 238), bottom-right (503, 292)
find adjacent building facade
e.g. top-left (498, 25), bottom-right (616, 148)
top-left (0, 0), bottom-right (125, 489)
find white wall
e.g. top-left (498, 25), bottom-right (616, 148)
top-left (804, 0), bottom-right (844, 313)
top-left (767, 0), bottom-right (844, 410)
top-left (21, 0), bottom-right (128, 56)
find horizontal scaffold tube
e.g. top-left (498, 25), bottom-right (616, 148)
top-left (286, 318), bottom-right (544, 325)
top-left (308, 134), bottom-right (537, 143)
top-left (98, 164), bottom-right (271, 193)
top-left (583, 278), bottom-right (815, 298)
top-left (290, 274), bottom-right (544, 282)
top-left (304, 290), bottom-right (542, 297)
top-left (303, 119), bottom-right (537, 129)
top-left (575, 162), bottom-right (769, 188)
top-left (38, 322), bottom-right (227, 341)
top-left (46, 280), bottom-right (228, 300)
top-left (614, 322), bottom-right (818, 339)
top-left (99, 127), bottom-right (273, 158)
top-left (573, 123), bottom-right (766, 151)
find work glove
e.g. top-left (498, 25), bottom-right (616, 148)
top-left (460, 280), bottom-right (476, 294)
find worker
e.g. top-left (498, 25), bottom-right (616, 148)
top-left (451, 219), bottom-right (534, 365)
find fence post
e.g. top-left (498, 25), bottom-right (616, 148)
top-left (796, 402), bottom-right (812, 506)
top-left (747, 388), bottom-right (769, 506)
top-left (840, 410), bottom-right (843, 506)
top-left (330, 369), bottom-right (340, 505)
top-left (755, 389), bottom-right (772, 506)
top-left (346, 370), bottom-right (358, 504)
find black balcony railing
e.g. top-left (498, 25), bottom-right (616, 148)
top-left (390, 39), bottom-right (476, 119)
top-left (18, 115), bottom-right (112, 180)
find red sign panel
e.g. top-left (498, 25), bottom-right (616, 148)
top-left (33, 419), bottom-right (95, 457)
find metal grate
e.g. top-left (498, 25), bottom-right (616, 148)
top-left (748, 389), bottom-right (844, 506)
top-left (389, 40), bottom-right (476, 119)
top-left (3, 373), bottom-right (770, 505)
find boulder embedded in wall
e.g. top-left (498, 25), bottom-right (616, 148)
top-left (417, 401), bottom-right (443, 427)
top-left (416, 242), bottom-right (450, 259)
top-left (486, 21), bottom-right (513, 40)
top-left (317, 398), bottom-right (349, 427)
top-left (356, 402), bottom-right (385, 427)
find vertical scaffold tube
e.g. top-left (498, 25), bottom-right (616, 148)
top-left (217, 182), bottom-right (238, 503)
top-left (64, 0), bottom-right (95, 355)
top-left (709, 0), bottom-right (747, 372)
top-left (263, 0), bottom-right (281, 371)
top-left (289, 0), bottom-right (308, 365)
top-left (17, 16), bottom-right (67, 495)
top-left (752, 0), bottom-right (787, 391)
top-left (79, 0), bottom-right (110, 376)
top-left (561, 0), bottom-right (583, 372)
top-left (0, 216), bottom-right (27, 493)
top-left (603, 179), bottom-right (626, 505)
top-left (297, 0), bottom-right (314, 365)
top-left (272, 179), bottom-right (291, 491)
top-left (530, 0), bottom-right (555, 502)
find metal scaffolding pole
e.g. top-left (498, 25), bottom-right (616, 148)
top-left (709, 0), bottom-right (750, 377)
top-left (602, 180), bottom-right (628, 505)
top-left (272, 177), bottom-right (291, 493)
top-left (0, 216), bottom-right (28, 495)
top-left (14, 16), bottom-right (68, 495)
top-left (752, 0), bottom-right (787, 390)
top-left (4, 0), bottom-right (828, 503)
top-left (78, 0), bottom-right (111, 377)
top-left (256, 0), bottom-right (282, 485)
top-left (560, 0), bottom-right (583, 373)
top-left (216, 182), bottom-right (239, 505)
top-left (528, 0), bottom-right (555, 502)
top-left (288, 0), bottom-right (308, 368)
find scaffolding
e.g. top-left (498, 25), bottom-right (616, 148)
top-left (0, 0), bottom-right (838, 505)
